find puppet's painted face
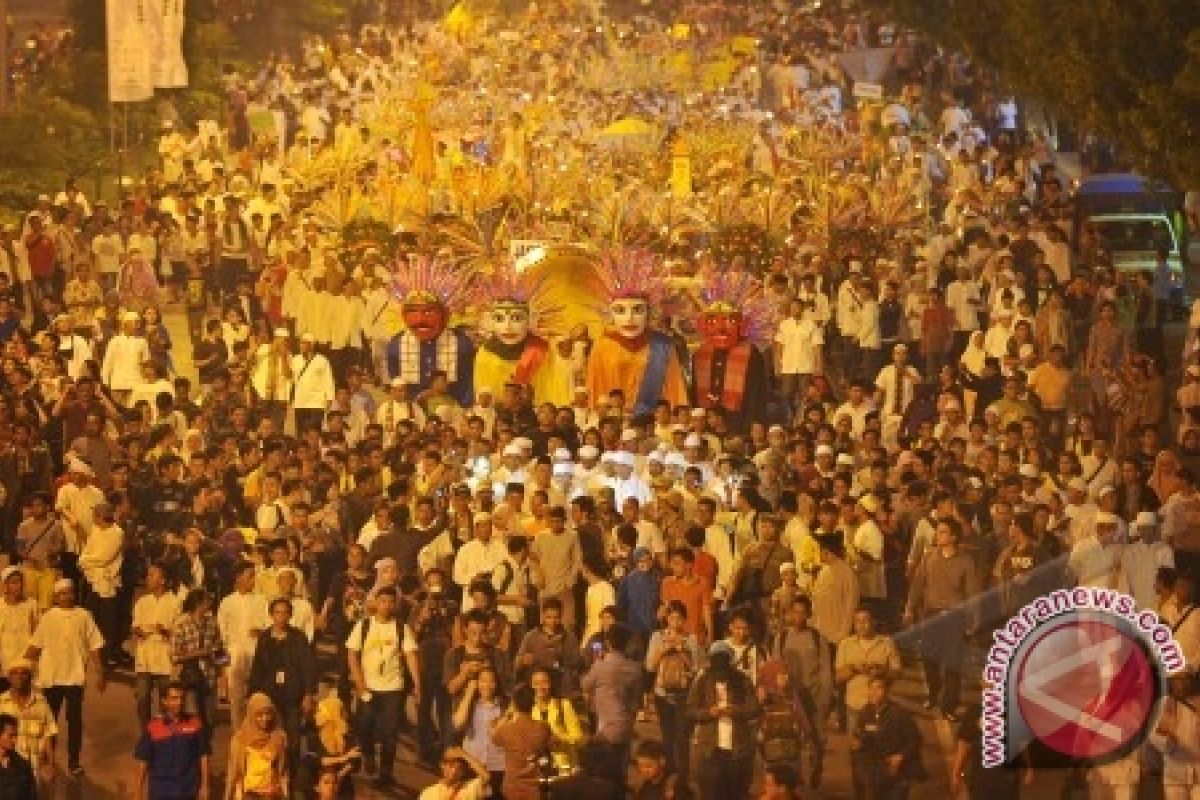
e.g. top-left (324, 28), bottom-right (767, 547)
top-left (699, 310), bottom-right (746, 350)
top-left (610, 297), bottom-right (649, 340)
top-left (403, 302), bottom-right (447, 343)
top-left (488, 304), bottom-right (530, 347)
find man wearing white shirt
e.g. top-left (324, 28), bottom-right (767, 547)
top-left (346, 587), bottom-right (420, 790)
top-left (836, 270), bottom-right (864, 373)
top-left (1121, 512), bottom-right (1174, 611)
top-left (945, 266), bottom-right (982, 354)
top-left (874, 344), bottom-right (921, 448)
top-left (982, 310), bottom-right (1015, 361)
top-left (24, 578), bottom-right (106, 775)
top-left (452, 514), bottom-right (507, 609)
top-left (851, 495), bottom-right (886, 608)
top-left (128, 361), bottom-right (176, 414)
top-left (55, 460), bottom-right (105, 560)
top-left (1068, 512), bottom-right (1121, 589)
top-left (101, 311), bottom-right (151, 406)
top-left (376, 378), bottom-right (426, 446)
top-left (52, 314), bottom-right (93, 380)
top-left (610, 451), bottom-right (652, 507)
top-left (291, 333), bottom-right (336, 434)
top-left (1149, 673), bottom-right (1200, 799)
top-left (131, 563), bottom-right (179, 725)
top-left (77, 502), bottom-right (125, 667)
top-left (832, 382), bottom-right (876, 439)
top-left (90, 219), bottom-right (124, 290)
top-left (775, 297), bottom-right (824, 414)
top-left (1081, 438), bottom-right (1118, 500)
top-left (216, 562), bottom-right (268, 728)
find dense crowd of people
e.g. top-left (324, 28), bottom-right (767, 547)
top-left (0, 1), bottom-right (1199, 799)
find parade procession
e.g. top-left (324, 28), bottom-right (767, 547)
top-left (0, 0), bottom-right (1199, 798)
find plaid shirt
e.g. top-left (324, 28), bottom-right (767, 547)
top-left (395, 330), bottom-right (459, 385)
top-left (171, 613), bottom-right (222, 680)
top-left (0, 690), bottom-right (57, 771)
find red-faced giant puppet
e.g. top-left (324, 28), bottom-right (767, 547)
top-left (386, 255), bottom-right (476, 404)
top-left (691, 270), bottom-right (776, 432)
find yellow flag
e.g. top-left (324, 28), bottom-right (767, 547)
top-left (444, 2), bottom-right (474, 37)
top-left (670, 139), bottom-right (692, 198)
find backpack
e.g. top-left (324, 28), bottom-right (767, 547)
top-left (736, 543), bottom-right (781, 603)
top-left (759, 701), bottom-right (801, 764)
top-left (656, 643), bottom-right (694, 697)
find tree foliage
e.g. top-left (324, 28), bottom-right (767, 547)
top-left (869, 0), bottom-right (1200, 188)
top-left (0, 95), bottom-right (109, 216)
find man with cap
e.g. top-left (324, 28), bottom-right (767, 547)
top-left (610, 451), bottom-right (652, 507)
top-left (451, 513), bottom-right (507, 610)
top-left (850, 495), bottom-right (886, 616)
top-left (1064, 476), bottom-right (1099, 546)
top-left (100, 310), bottom-right (150, 406)
top-left (0, 656), bottom-right (56, 781)
top-left (873, 343), bottom-right (921, 449)
top-left (24, 577), bottom-right (106, 776)
top-left (250, 327), bottom-right (295, 431)
top-left (1121, 512), bottom-right (1174, 611)
top-left (54, 459), bottom-right (105, 584)
top-left (1069, 510), bottom-right (1123, 590)
top-left (835, 265), bottom-right (865, 379)
top-left (290, 332), bottom-right (336, 434)
top-left (77, 501), bottom-right (127, 668)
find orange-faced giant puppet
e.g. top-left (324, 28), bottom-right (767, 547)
top-left (586, 248), bottom-right (689, 417)
top-left (690, 269), bottom-right (776, 432)
top-left (386, 255), bottom-right (476, 404)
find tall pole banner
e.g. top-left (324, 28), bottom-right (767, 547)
top-left (149, 0), bottom-right (189, 89)
top-left (107, 0), bottom-right (154, 102)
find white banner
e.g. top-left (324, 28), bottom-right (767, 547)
top-left (148, 0), bottom-right (189, 89)
top-left (837, 47), bottom-right (896, 84)
top-left (853, 81), bottom-right (884, 101)
top-left (107, 0), bottom-right (154, 102)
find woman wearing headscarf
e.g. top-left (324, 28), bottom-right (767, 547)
top-left (225, 692), bottom-right (289, 800)
top-left (364, 557), bottom-right (399, 615)
top-left (302, 696), bottom-right (360, 798)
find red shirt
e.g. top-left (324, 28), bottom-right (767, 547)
top-left (25, 232), bottom-right (56, 279)
top-left (661, 574), bottom-right (712, 641)
top-left (693, 550), bottom-right (718, 595)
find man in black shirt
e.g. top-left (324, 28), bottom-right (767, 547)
top-left (0, 714), bottom-right (36, 800)
top-left (192, 319), bottom-right (227, 386)
top-left (850, 676), bottom-right (924, 799)
top-left (247, 597), bottom-right (318, 778)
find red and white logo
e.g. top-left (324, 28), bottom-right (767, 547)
top-left (1015, 617), bottom-right (1158, 761)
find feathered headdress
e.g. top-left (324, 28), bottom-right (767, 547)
top-left (390, 254), bottom-right (476, 312)
top-left (595, 247), bottom-right (666, 307)
top-left (695, 268), bottom-right (780, 345)
top-left (477, 258), bottom-right (563, 333)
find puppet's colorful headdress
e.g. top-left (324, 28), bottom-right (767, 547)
top-left (595, 247), bottom-right (666, 306)
top-left (477, 258), bottom-right (563, 332)
top-left (696, 268), bottom-right (780, 344)
top-left (391, 254), bottom-right (476, 312)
